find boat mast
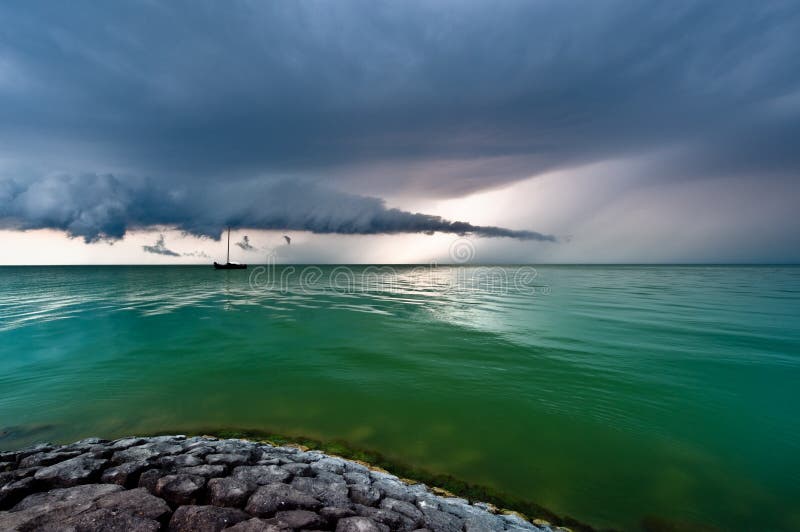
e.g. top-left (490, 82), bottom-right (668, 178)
top-left (227, 227), bottom-right (230, 263)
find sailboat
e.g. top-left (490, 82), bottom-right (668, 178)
top-left (213, 227), bottom-right (247, 269)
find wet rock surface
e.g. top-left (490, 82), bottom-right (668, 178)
top-left (0, 435), bottom-right (563, 531)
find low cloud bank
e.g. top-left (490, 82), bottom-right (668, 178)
top-left (236, 236), bottom-right (255, 251)
top-left (142, 234), bottom-right (179, 256)
top-left (0, 174), bottom-right (555, 243)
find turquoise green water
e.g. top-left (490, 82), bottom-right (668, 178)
top-left (1, 265), bottom-right (799, 531)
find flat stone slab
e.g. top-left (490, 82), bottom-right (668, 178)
top-left (170, 504), bottom-right (250, 531)
top-left (0, 435), bottom-right (565, 531)
top-left (33, 453), bottom-right (109, 488)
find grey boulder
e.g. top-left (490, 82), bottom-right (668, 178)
top-left (233, 465), bottom-right (291, 486)
top-left (155, 474), bottom-right (206, 506)
top-left (208, 477), bottom-right (254, 508)
top-left (64, 507), bottom-right (161, 531)
top-left (101, 460), bottom-right (150, 487)
top-left (245, 483), bottom-right (322, 516)
top-left (94, 487), bottom-right (171, 521)
top-left (169, 504), bottom-right (250, 531)
top-left (34, 453), bottom-right (109, 488)
top-left (224, 517), bottom-right (290, 531)
top-left (336, 516), bottom-right (385, 532)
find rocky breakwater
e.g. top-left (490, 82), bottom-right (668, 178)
top-left (0, 435), bottom-right (567, 532)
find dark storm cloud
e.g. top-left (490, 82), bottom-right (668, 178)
top-left (0, 174), bottom-right (554, 242)
top-left (142, 234), bottom-right (179, 256)
top-left (0, 0), bottom-right (798, 241)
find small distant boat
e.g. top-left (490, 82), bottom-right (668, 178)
top-left (214, 227), bottom-right (247, 270)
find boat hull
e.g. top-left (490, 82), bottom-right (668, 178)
top-left (213, 262), bottom-right (247, 270)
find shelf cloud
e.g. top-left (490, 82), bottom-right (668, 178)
top-left (0, 174), bottom-right (554, 242)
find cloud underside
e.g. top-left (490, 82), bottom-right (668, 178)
top-left (0, 174), bottom-right (554, 242)
top-left (0, 1), bottom-right (797, 195)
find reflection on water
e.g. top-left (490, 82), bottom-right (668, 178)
top-left (1, 265), bottom-right (799, 531)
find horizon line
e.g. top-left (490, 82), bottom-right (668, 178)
top-left (1, 262), bottom-right (799, 267)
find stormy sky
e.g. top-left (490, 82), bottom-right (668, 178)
top-left (1, 0), bottom-right (798, 263)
